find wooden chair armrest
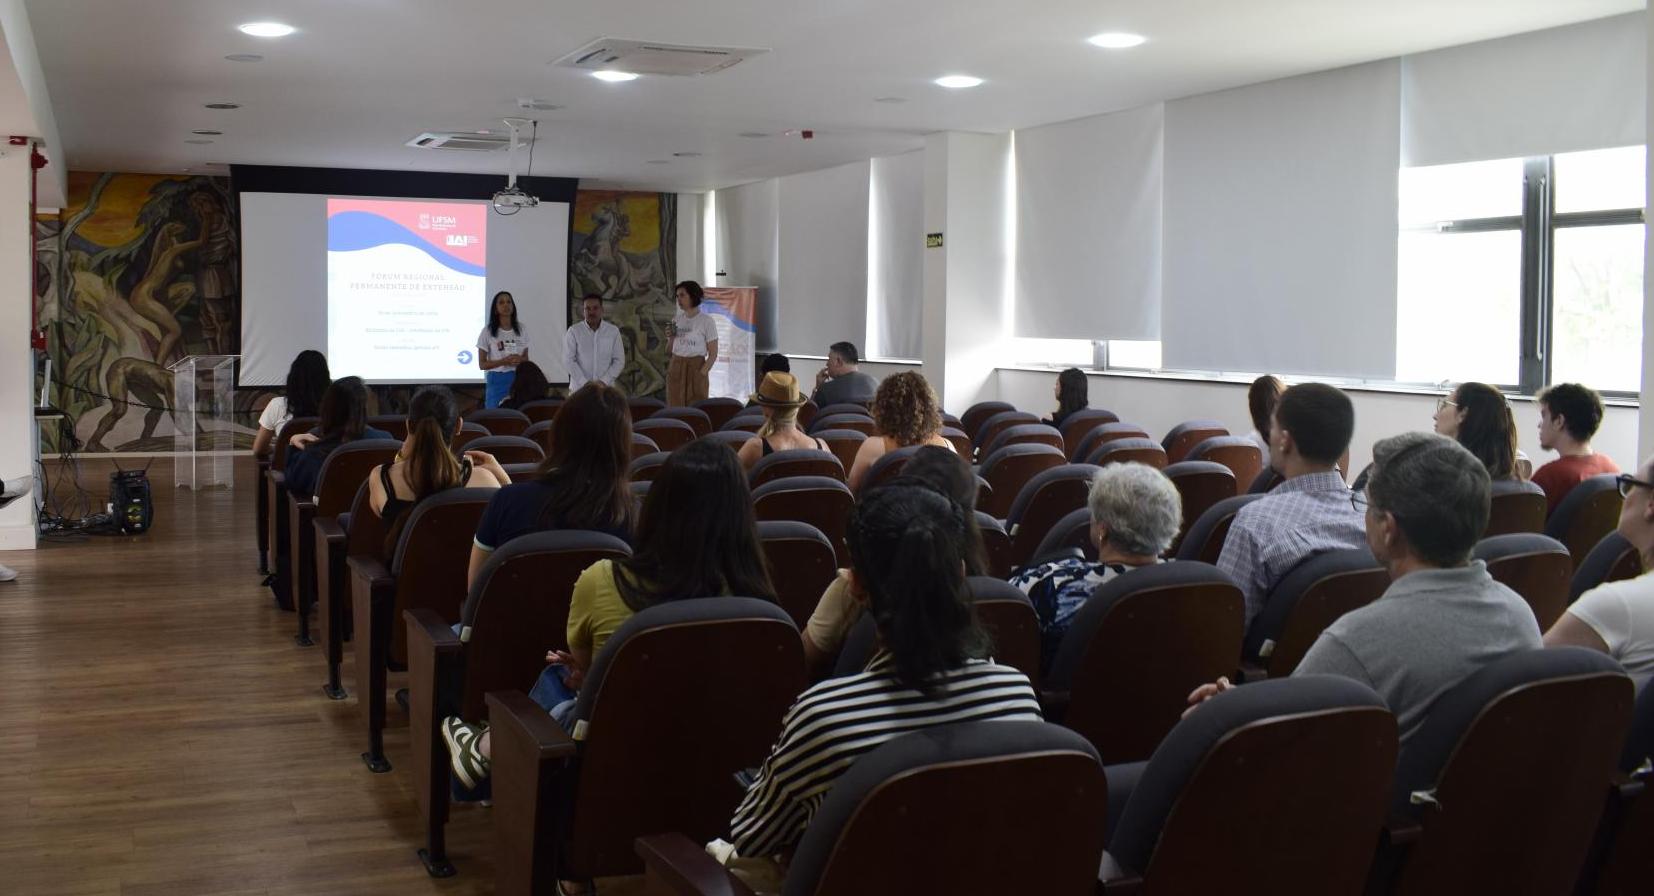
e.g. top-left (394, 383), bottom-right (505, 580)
top-left (1038, 689), bottom-right (1071, 722)
top-left (635, 833), bottom-right (756, 896)
top-left (487, 690), bottom-right (577, 762)
top-left (266, 469), bottom-right (286, 488)
top-left (314, 516), bottom-right (347, 544)
top-left (1097, 851), bottom-right (1143, 893)
top-left (406, 608), bottom-right (462, 655)
top-left (346, 554), bottom-right (394, 590)
top-left (1383, 815), bottom-right (1423, 846)
top-left (1236, 663), bottom-right (1269, 684)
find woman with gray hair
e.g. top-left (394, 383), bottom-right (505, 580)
top-left (1010, 462), bottom-right (1184, 672)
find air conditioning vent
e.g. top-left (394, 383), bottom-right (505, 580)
top-left (553, 37), bottom-right (767, 77)
top-left (405, 132), bottom-right (513, 151)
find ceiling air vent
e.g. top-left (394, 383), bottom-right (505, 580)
top-left (405, 131), bottom-right (513, 151)
top-left (553, 38), bottom-right (767, 77)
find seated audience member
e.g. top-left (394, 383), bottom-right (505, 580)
top-left (1544, 457), bottom-right (1654, 689)
top-left (253, 349), bottom-right (329, 457)
top-left (1009, 462), bottom-right (1181, 672)
top-left (846, 372), bottom-right (955, 491)
top-left (442, 437), bottom-right (776, 790)
top-left (1044, 367), bottom-right (1088, 429)
top-left (498, 360), bottom-right (550, 411)
top-left (284, 376), bottom-right (394, 499)
top-left (802, 445), bottom-right (987, 672)
top-left (467, 382), bottom-right (634, 588)
top-left (727, 483), bottom-right (1041, 860)
top-left (1189, 432), bottom-right (1540, 744)
top-left (1216, 382), bottom-right (1365, 625)
top-left (1532, 382), bottom-right (1619, 513)
top-left (761, 352), bottom-right (791, 375)
top-left (368, 385), bottom-right (509, 553)
top-left (1246, 375), bottom-right (1285, 469)
top-left (810, 341), bottom-right (879, 407)
top-left (737, 372), bottom-right (829, 471)
top-left (1434, 382), bottom-right (1524, 481)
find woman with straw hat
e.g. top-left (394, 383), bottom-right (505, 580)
top-left (737, 372), bottom-right (830, 470)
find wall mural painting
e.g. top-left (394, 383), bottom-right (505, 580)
top-left (568, 190), bottom-right (676, 400)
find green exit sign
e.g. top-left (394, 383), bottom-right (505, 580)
top-left (925, 232), bottom-right (944, 248)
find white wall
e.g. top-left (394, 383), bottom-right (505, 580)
top-left (1642, 10), bottom-right (1654, 465)
top-left (0, 146), bottom-right (35, 549)
top-left (675, 191), bottom-right (705, 284)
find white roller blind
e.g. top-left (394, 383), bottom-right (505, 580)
top-left (714, 178), bottom-right (779, 349)
top-left (777, 160), bottom-right (870, 356)
top-left (1015, 103), bottom-right (1163, 340)
top-left (1403, 13), bottom-right (1645, 168)
top-left (675, 192), bottom-right (703, 284)
top-left (1162, 59), bottom-right (1401, 379)
top-left (869, 151), bottom-right (924, 360)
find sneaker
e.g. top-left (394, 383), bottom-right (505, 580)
top-left (441, 716), bottom-right (490, 790)
top-left (0, 563), bottom-right (15, 583)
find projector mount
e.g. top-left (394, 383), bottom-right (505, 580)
top-left (492, 117), bottom-right (540, 215)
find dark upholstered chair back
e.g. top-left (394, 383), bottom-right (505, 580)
top-left (832, 577), bottom-right (1042, 689)
top-left (1163, 461), bottom-right (1238, 556)
top-left (815, 402), bottom-right (872, 418)
top-left (758, 520), bottom-right (839, 628)
top-left (796, 399), bottom-right (819, 430)
top-left (1247, 467), bottom-right (1285, 493)
top-left (1545, 474), bottom-right (1625, 573)
top-left (785, 721), bottom-right (1107, 896)
top-left (856, 445), bottom-right (920, 495)
top-left (974, 411), bottom-right (1040, 461)
top-left (978, 513), bottom-right (1014, 578)
top-left (1245, 547), bottom-right (1388, 676)
top-left (978, 444), bottom-right (1066, 518)
top-left (752, 476), bottom-right (856, 567)
top-left (1058, 408), bottom-right (1120, 459)
top-left (633, 417), bottom-right (696, 453)
top-left (1031, 507), bottom-right (1096, 565)
top-left (719, 415), bottom-right (764, 434)
top-left (1571, 530), bottom-right (1642, 603)
top-left (1586, 682), bottom-right (1654, 895)
top-left (562, 599), bottom-right (805, 878)
top-left (812, 429), bottom-right (868, 472)
top-left (1175, 494), bottom-right (1267, 564)
top-left (1108, 677), bottom-right (1396, 892)
top-left (1486, 478), bottom-right (1548, 537)
top-left (626, 396), bottom-right (666, 420)
top-left (270, 416), bottom-right (319, 470)
top-left (649, 406), bottom-right (712, 437)
top-left (450, 421), bottom-right (489, 451)
top-left (1086, 437), bottom-right (1168, 470)
top-left (467, 407), bottom-right (531, 436)
top-left (809, 413), bottom-right (878, 437)
top-left (960, 401), bottom-right (1016, 442)
top-left (366, 414), bottom-right (410, 440)
top-left (981, 423), bottom-right (1064, 460)
top-left (749, 448), bottom-right (846, 488)
top-left (1047, 562), bottom-right (1245, 764)
top-left (692, 397), bottom-right (743, 430)
top-left (464, 434), bottom-right (545, 466)
top-left (1004, 464), bottom-right (1099, 568)
top-left (628, 451), bottom-right (670, 483)
top-left (1472, 533), bottom-right (1573, 630)
top-left (703, 429), bottom-right (755, 451)
top-left (313, 439), bottom-right (400, 515)
top-left (343, 480), bottom-right (388, 560)
top-left (386, 488), bottom-right (493, 663)
top-left (517, 398), bottom-right (562, 425)
top-left (1387, 648), bottom-right (1631, 895)
top-left (521, 419), bottom-right (553, 454)
top-left (1186, 435), bottom-right (1262, 492)
top-left (1161, 419), bottom-right (1228, 464)
top-left (458, 531), bottom-right (632, 720)
top-left (1073, 422), bottom-right (1151, 463)
top-left (629, 433), bottom-right (660, 461)
top-left (940, 426), bottom-right (972, 459)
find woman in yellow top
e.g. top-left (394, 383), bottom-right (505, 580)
top-left (442, 436), bottom-right (776, 792)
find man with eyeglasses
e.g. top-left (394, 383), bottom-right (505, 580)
top-left (1543, 462), bottom-right (1654, 689)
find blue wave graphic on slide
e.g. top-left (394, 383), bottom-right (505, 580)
top-left (327, 211), bottom-right (486, 276)
top-left (700, 300), bottom-right (757, 333)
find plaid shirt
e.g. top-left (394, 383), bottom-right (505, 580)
top-left (1216, 470), bottom-right (1367, 625)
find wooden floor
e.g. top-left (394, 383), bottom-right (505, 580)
top-left (0, 457), bottom-right (510, 896)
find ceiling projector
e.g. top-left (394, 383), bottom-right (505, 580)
top-left (491, 186), bottom-right (539, 212)
top-left (492, 117), bottom-right (540, 216)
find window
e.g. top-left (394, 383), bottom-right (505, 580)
top-left (1395, 146), bottom-right (1644, 395)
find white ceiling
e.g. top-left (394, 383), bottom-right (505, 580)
top-left (25, 0), bottom-right (1644, 192)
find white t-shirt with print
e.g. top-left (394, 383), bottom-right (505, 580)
top-left (476, 325), bottom-right (529, 371)
top-left (1569, 569), bottom-right (1654, 690)
top-left (671, 310), bottom-right (720, 359)
top-left (258, 396), bottom-right (291, 433)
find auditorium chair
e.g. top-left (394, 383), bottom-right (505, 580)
top-left (718, 416), bottom-right (764, 435)
top-left (648, 406), bottom-right (712, 438)
top-left (977, 513), bottom-right (1014, 578)
top-left (1086, 437), bottom-right (1167, 470)
top-left (521, 420), bottom-right (553, 454)
top-left (346, 488), bottom-right (493, 772)
top-left (629, 433), bottom-right (660, 461)
top-left (1058, 408), bottom-right (1120, 459)
top-left (1580, 683), bottom-right (1654, 895)
top-left (1247, 467), bottom-right (1285, 494)
top-left (501, 462), bottom-right (540, 480)
top-left (450, 421), bottom-right (489, 451)
top-left (1375, 648), bottom-right (1631, 894)
top-left (315, 480), bottom-right (389, 699)
top-left (980, 422), bottom-right (1064, 460)
top-left (1472, 533), bottom-right (1572, 630)
top-left (462, 434), bottom-right (544, 466)
top-left (960, 400), bottom-right (1015, 442)
top-left (940, 426), bottom-right (972, 459)
top-left (404, 530), bottom-right (631, 877)
top-left (857, 445), bottom-right (920, 494)
top-left (1073, 422), bottom-right (1151, 464)
top-left (1099, 677), bottom-right (1396, 893)
top-left (797, 399), bottom-right (819, 430)
top-left (1482, 478), bottom-right (1548, 537)
top-left (636, 721), bottom-right (1107, 896)
top-left (255, 442), bottom-right (272, 574)
top-left (1162, 461), bottom-right (1238, 556)
top-left (466, 407), bottom-right (531, 437)
top-left (1161, 419), bottom-right (1229, 465)
top-left (289, 439), bottom-right (399, 647)
top-left (629, 452), bottom-right (670, 483)
top-left (692, 397), bottom-right (743, 431)
top-left (1185, 435), bottom-right (1262, 492)
top-left (813, 429), bottom-right (868, 473)
top-left (1043, 562), bottom-right (1244, 764)
top-left (1175, 494), bottom-right (1267, 564)
top-left (752, 476), bottom-right (856, 567)
top-left (487, 598), bottom-right (804, 896)
top-left (1002, 464), bottom-right (1099, 569)
top-left (748, 448), bottom-right (845, 488)
top-left (809, 412), bottom-right (878, 438)
top-left (973, 411), bottom-right (1040, 462)
top-left (516, 398), bottom-right (562, 425)
top-left (265, 415), bottom-right (318, 608)
top-left (816, 402), bottom-right (873, 419)
top-left (1242, 547), bottom-right (1388, 679)
top-left (1570, 531), bottom-right (1642, 603)
top-left (632, 417), bottom-right (697, 453)
top-left (703, 429), bottom-right (756, 451)
top-left (627, 396), bottom-right (666, 419)
top-left (1546, 474), bottom-right (1625, 573)
top-left (977, 443), bottom-right (1065, 519)
top-left (757, 519), bottom-right (838, 629)
top-left (833, 576), bottom-right (1042, 689)
top-left (367, 414), bottom-right (410, 440)
top-left (941, 412), bottom-right (963, 430)
top-left (1031, 507), bottom-right (1095, 565)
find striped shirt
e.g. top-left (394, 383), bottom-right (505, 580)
top-left (1215, 470), bottom-right (1367, 626)
top-left (728, 653), bottom-right (1041, 858)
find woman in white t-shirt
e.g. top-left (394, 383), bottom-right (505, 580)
top-left (666, 280), bottom-right (719, 407)
top-left (477, 290), bottom-right (529, 408)
top-left (253, 350), bottom-right (330, 457)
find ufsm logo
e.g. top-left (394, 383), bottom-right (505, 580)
top-left (446, 234), bottom-right (477, 247)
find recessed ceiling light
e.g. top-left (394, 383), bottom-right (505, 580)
top-left (874, 96), bottom-right (908, 104)
top-left (592, 70), bottom-right (638, 82)
top-left (646, 159), bottom-right (670, 165)
top-left (185, 139), bottom-right (215, 145)
top-left (224, 53), bottom-right (264, 63)
top-left (737, 131), bottom-right (769, 138)
top-left (237, 22), bottom-right (295, 38)
top-left (191, 129), bottom-right (223, 136)
top-left (672, 151), bottom-right (702, 158)
top-left (1087, 32), bottom-right (1147, 49)
top-left (933, 75), bottom-right (983, 89)
top-left (204, 102), bottom-right (241, 110)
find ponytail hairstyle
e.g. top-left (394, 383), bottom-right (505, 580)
top-left (401, 385), bottom-right (464, 499)
top-left (848, 483), bottom-right (989, 693)
top-left (1055, 367), bottom-right (1088, 424)
top-left (316, 376), bottom-right (370, 443)
top-left (891, 445), bottom-right (987, 576)
top-left (284, 350), bottom-right (331, 418)
top-left (1452, 382), bottom-right (1522, 481)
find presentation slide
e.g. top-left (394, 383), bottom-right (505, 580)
top-left (239, 191), bottom-right (570, 386)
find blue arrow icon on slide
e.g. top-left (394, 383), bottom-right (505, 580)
top-left (457, 349), bottom-right (474, 364)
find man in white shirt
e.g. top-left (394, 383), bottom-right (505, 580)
top-left (562, 294), bottom-right (625, 392)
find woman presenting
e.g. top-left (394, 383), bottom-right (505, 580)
top-left (477, 290), bottom-right (529, 408)
top-left (666, 280), bottom-right (719, 406)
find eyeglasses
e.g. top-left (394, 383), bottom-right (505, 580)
top-left (1616, 473), bottom-right (1654, 498)
top-left (1435, 397), bottom-right (1458, 412)
top-left (1350, 490), bottom-right (1370, 513)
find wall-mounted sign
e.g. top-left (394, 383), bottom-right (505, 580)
top-left (925, 232), bottom-right (944, 248)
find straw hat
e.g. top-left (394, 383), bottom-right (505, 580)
top-left (751, 371), bottom-right (807, 407)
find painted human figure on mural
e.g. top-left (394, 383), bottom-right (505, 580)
top-left (83, 356), bottom-right (178, 452)
top-left (190, 191), bottom-right (237, 356)
top-left (128, 220), bottom-right (203, 367)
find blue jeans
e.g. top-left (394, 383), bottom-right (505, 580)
top-left (484, 369), bottom-right (515, 408)
top-left (529, 664), bottom-right (579, 731)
